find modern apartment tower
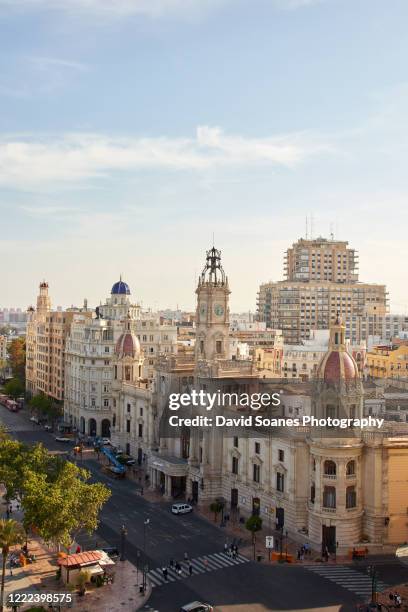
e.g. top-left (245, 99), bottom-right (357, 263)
top-left (257, 237), bottom-right (388, 344)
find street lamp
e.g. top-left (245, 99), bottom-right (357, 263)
top-left (120, 524), bottom-right (127, 561)
top-left (142, 518), bottom-right (150, 593)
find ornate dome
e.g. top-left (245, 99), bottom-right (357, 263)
top-left (115, 331), bottom-right (140, 358)
top-left (317, 350), bottom-right (359, 383)
top-left (316, 314), bottom-right (359, 384)
top-left (111, 278), bottom-right (130, 295)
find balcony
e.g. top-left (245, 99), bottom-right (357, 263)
top-left (323, 473), bottom-right (337, 480)
top-left (322, 507), bottom-right (336, 514)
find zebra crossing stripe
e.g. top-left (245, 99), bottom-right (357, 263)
top-left (304, 565), bottom-right (388, 599)
top-left (213, 552), bottom-right (240, 566)
top-left (147, 551), bottom-right (250, 588)
top-left (201, 555), bottom-right (224, 570)
top-left (190, 559), bottom-right (208, 573)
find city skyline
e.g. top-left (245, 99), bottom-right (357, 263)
top-left (2, 0), bottom-right (408, 311)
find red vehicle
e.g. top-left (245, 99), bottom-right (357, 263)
top-left (0, 395), bottom-right (18, 412)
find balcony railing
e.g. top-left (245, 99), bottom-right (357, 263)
top-left (323, 473), bottom-right (336, 480)
top-left (322, 507), bottom-right (336, 513)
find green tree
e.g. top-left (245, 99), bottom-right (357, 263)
top-left (7, 338), bottom-right (25, 382)
top-left (245, 515), bottom-right (263, 560)
top-left (22, 461), bottom-right (111, 551)
top-left (4, 378), bottom-right (24, 399)
top-left (0, 519), bottom-right (25, 611)
top-left (29, 394), bottom-right (52, 415)
top-left (209, 501), bottom-right (223, 523)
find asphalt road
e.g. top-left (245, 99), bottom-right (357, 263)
top-left (1, 405), bottom-right (407, 612)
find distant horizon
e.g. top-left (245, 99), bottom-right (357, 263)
top-left (2, 232), bottom-right (406, 314)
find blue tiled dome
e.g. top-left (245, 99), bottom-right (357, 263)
top-left (111, 279), bottom-right (130, 295)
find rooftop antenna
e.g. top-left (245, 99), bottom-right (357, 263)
top-left (330, 222), bottom-right (334, 241)
top-left (305, 216), bottom-right (308, 239)
top-left (212, 231), bottom-right (215, 247)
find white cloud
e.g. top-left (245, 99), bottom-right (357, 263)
top-left (0, 127), bottom-right (328, 190)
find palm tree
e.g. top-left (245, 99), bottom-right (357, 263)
top-left (0, 519), bottom-right (25, 612)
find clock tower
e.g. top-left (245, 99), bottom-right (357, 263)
top-left (195, 246), bottom-right (231, 362)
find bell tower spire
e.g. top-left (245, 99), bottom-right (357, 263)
top-left (195, 246), bottom-right (230, 363)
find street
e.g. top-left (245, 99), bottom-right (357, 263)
top-left (1, 405), bottom-right (407, 612)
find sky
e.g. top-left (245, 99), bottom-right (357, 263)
top-left (1, 0), bottom-right (408, 312)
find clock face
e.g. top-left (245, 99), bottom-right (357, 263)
top-left (214, 304), bottom-right (224, 316)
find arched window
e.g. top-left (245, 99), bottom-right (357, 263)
top-left (323, 486), bottom-right (336, 508)
top-left (346, 460), bottom-right (355, 476)
top-left (346, 486), bottom-right (356, 508)
top-left (324, 460), bottom-right (336, 476)
top-left (310, 483), bottom-right (315, 503)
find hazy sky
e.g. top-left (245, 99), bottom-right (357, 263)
top-left (1, 0), bottom-right (407, 312)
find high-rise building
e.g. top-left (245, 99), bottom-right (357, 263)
top-left (257, 237), bottom-right (388, 344)
top-left (284, 237), bottom-right (358, 283)
top-left (25, 282), bottom-right (91, 402)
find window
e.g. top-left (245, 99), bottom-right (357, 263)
top-left (216, 340), bottom-right (222, 354)
top-left (140, 407), bottom-right (143, 416)
top-left (104, 399), bottom-right (109, 407)
top-left (126, 443), bottom-right (130, 455)
top-left (324, 460), bottom-right (336, 476)
top-left (127, 403), bottom-right (131, 413)
top-left (346, 460), bottom-right (355, 476)
top-left (326, 404), bottom-right (336, 419)
top-left (104, 346), bottom-right (109, 353)
top-left (276, 472), bottom-right (284, 492)
top-left (232, 456), bottom-right (239, 474)
top-left (126, 420), bottom-right (131, 433)
top-left (323, 486), bottom-right (336, 508)
top-left (233, 436), bottom-right (238, 448)
top-left (255, 442), bottom-right (260, 454)
top-left (138, 424), bottom-right (143, 438)
top-left (343, 481), bottom-right (358, 509)
top-left (253, 464), bottom-right (260, 483)
top-left (278, 449), bottom-right (284, 462)
top-left (200, 340), bottom-right (204, 354)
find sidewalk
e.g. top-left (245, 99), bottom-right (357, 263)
top-left (1, 500), bottom-right (151, 611)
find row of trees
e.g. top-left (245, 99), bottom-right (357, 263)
top-left (0, 430), bottom-right (111, 609)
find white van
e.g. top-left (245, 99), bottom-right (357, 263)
top-left (171, 503), bottom-right (193, 515)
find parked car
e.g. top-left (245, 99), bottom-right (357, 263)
top-left (30, 416), bottom-right (40, 424)
top-left (101, 438), bottom-right (111, 445)
top-left (171, 503), bottom-right (193, 515)
top-left (54, 436), bottom-right (71, 443)
top-left (180, 602), bottom-right (213, 612)
top-left (44, 424), bottom-right (52, 431)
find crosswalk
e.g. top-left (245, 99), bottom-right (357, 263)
top-left (305, 564), bottom-right (388, 599)
top-left (147, 551), bottom-right (249, 587)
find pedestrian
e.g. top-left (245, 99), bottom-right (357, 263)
top-left (175, 562), bottom-right (182, 575)
top-left (169, 558), bottom-right (174, 569)
top-left (203, 559), bottom-right (208, 570)
top-left (394, 593), bottom-right (402, 608)
top-left (162, 567), bottom-right (168, 581)
top-left (189, 562), bottom-right (193, 576)
top-left (232, 548), bottom-right (237, 560)
top-left (184, 552), bottom-right (188, 561)
top-left (76, 545), bottom-right (81, 554)
top-left (297, 549), bottom-right (301, 561)
top-left (224, 542), bottom-right (228, 553)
